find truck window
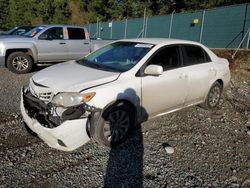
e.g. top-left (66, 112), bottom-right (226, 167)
top-left (67, 28), bottom-right (86, 39)
top-left (39, 27), bottom-right (63, 40)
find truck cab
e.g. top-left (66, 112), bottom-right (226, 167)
top-left (0, 24), bottom-right (112, 74)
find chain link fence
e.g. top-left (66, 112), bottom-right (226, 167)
top-left (86, 3), bottom-right (250, 49)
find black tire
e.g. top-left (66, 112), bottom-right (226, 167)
top-left (7, 52), bottom-right (33, 74)
top-left (91, 102), bottom-right (135, 147)
top-left (200, 81), bottom-right (222, 110)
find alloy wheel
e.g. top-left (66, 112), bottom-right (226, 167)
top-left (12, 56), bottom-right (29, 71)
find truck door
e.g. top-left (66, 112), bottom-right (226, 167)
top-left (66, 27), bottom-right (90, 60)
top-left (36, 27), bottom-right (68, 62)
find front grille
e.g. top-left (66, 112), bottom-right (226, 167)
top-left (30, 80), bottom-right (53, 102)
top-left (39, 92), bottom-right (52, 102)
top-left (23, 89), bottom-right (60, 128)
top-left (29, 86), bottom-right (52, 103)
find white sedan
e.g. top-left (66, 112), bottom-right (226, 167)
top-left (20, 38), bottom-right (231, 151)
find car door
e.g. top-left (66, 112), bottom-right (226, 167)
top-left (181, 44), bottom-right (215, 105)
top-left (141, 45), bottom-right (188, 118)
top-left (35, 27), bottom-right (68, 62)
top-left (66, 27), bottom-right (90, 60)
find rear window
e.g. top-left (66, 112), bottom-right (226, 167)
top-left (182, 45), bottom-right (211, 66)
top-left (67, 28), bottom-right (85, 39)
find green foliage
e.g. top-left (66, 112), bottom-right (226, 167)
top-left (0, 0), bottom-right (248, 30)
top-left (0, 0), bottom-right (9, 30)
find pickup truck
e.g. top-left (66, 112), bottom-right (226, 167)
top-left (0, 24), bottom-right (113, 74)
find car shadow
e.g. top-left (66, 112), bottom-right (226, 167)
top-left (104, 125), bottom-right (144, 188)
top-left (31, 65), bottom-right (48, 73)
top-left (103, 88), bottom-right (148, 188)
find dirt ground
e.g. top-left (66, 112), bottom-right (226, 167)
top-left (0, 49), bottom-right (249, 187)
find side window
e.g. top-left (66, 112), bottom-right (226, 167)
top-left (183, 45), bottom-right (211, 66)
top-left (39, 27), bottom-right (63, 40)
top-left (148, 46), bottom-right (180, 71)
top-left (67, 28), bottom-right (86, 39)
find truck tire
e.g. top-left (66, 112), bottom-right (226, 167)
top-left (7, 52), bottom-right (33, 74)
top-left (200, 81), bottom-right (222, 110)
top-left (91, 102), bottom-right (135, 147)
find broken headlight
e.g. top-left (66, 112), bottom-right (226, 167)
top-left (51, 92), bottom-right (95, 107)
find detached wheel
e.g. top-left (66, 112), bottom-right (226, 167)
top-left (201, 81), bottom-right (222, 109)
top-left (91, 102), bottom-right (135, 147)
top-left (7, 52), bottom-right (33, 74)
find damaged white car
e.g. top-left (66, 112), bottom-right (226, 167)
top-left (20, 38), bottom-right (231, 151)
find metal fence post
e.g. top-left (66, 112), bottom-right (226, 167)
top-left (92, 18), bottom-right (99, 38)
top-left (247, 30), bottom-right (250, 49)
top-left (88, 22), bottom-right (91, 37)
top-left (124, 18), bottom-right (127, 39)
top-left (199, 10), bottom-right (205, 43)
top-left (142, 8), bottom-right (146, 38)
top-left (232, 26), bottom-right (250, 58)
top-left (145, 16), bottom-right (148, 38)
top-left (110, 20), bottom-right (113, 39)
top-left (169, 10), bottom-right (175, 38)
top-left (98, 21), bottom-right (101, 38)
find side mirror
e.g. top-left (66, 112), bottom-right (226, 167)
top-left (144, 65), bottom-right (163, 76)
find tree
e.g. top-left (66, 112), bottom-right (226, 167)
top-left (68, 0), bottom-right (87, 25)
top-left (52, 0), bottom-right (70, 24)
top-left (6, 0), bottom-right (38, 28)
top-left (0, 0), bottom-right (10, 30)
top-left (0, 0), bottom-right (248, 30)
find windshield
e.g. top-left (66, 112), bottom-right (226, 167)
top-left (24, 26), bottom-right (46, 38)
top-left (77, 42), bottom-right (154, 72)
top-left (6, 27), bottom-right (17, 35)
top-left (6, 26), bottom-right (34, 35)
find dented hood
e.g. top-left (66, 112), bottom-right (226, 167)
top-left (32, 61), bottom-right (120, 92)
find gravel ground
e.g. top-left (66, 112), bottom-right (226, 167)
top-left (0, 51), bottom-right (249, 187)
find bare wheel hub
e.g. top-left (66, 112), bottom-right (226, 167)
top-left (103, 110), bottom-right (130, 142)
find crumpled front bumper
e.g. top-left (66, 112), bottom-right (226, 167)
top-left (20, 88), bottom-right (91, 152)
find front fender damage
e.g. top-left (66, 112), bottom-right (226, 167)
top-left (22, 88), bottom-right (102, 151)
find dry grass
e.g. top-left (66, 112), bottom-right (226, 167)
top-left (212, 49), bottom-right (250, 81)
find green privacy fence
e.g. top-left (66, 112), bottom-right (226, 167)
top-left (86, 3), bottom-right (250, 49)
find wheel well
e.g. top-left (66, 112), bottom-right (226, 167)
top-left (216, 79), bottom-right (224, 88)
top-left (118, 99), bottom-right (137, 114)
top-left (5, 49), bottom-right (34, 67)
top-left (104, 99), bottom-right (137, 118)
top-left (103, 99), bottom-right (138, 128)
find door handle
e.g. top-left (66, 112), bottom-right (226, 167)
top-left (59, 42), bottom-right (66, 45)
top-left (84, 42), bottom-right (89, 45)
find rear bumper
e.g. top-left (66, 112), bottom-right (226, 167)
top-left (20, 88), bottom-right (91, 151)
top-left (0, 56), bottom-right (5, 66)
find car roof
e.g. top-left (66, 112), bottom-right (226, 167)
top-left (118, 38), bottom-right (203, 46)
